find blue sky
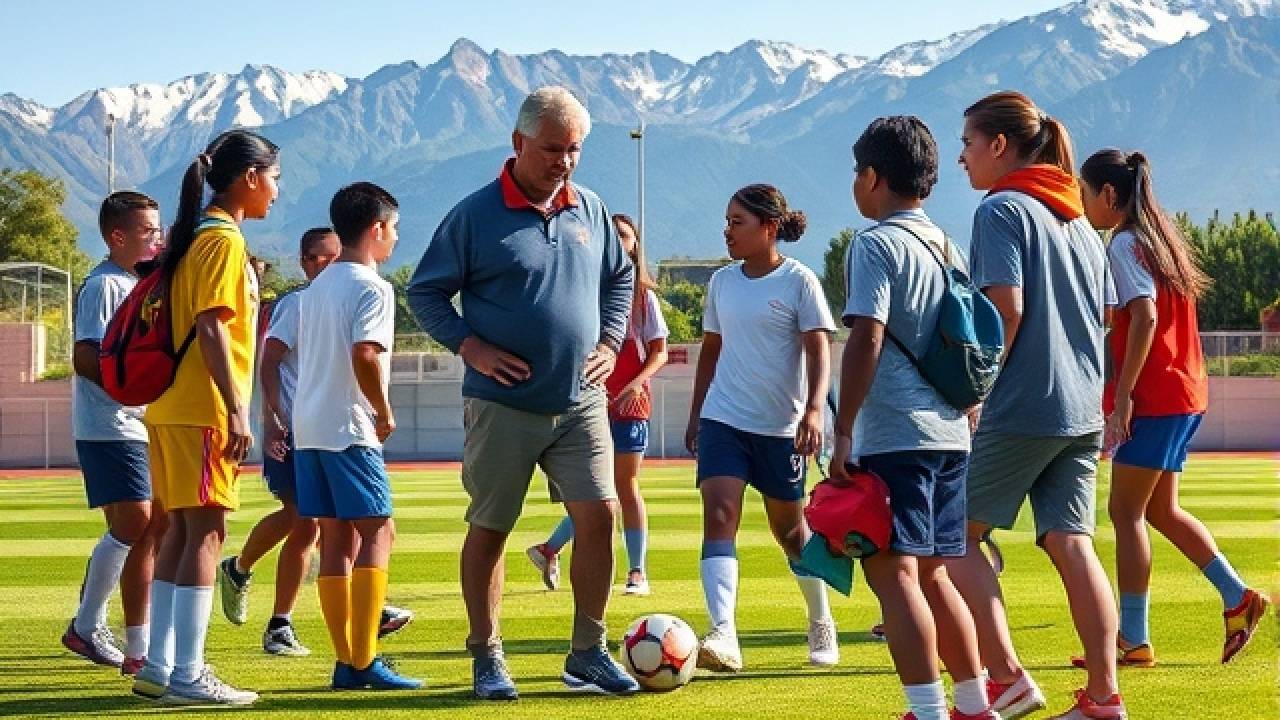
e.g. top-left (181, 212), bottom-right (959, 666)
top-left (2, 0), bottom-right (1067, 106)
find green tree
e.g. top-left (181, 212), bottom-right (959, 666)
top-left (656, 278), bottom-right (706, 343)
top-left (820, 228), bottom-right (854, 321)
top-left (0, 169), bottom-right (91, 283)
top-left (1182, 211), bottom-right (1280, 330)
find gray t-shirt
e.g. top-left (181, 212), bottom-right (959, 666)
top-left (72, 260), bottom-right (148, 443)
top-left (970, 191), bottom-right (1110, 437)
top-left (843, 210), bottom-right (970, 456)
top-left (264, 290), bottom-right (301, 430)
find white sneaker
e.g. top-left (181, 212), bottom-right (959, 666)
top-left (696, 624), bottom-right (743, 672)
top-left (989, 670), bottom-right (1047, 720)
top-left (263, 623), bottom-right (310, 656)
top-left (622, 569), bottom-right (650, 596)
top-left (525, 544), bottom-right (560, 591)
top-left (164, 665), bottom-right (258, 706)
top-left (807, 618), bottom-right (839, 666)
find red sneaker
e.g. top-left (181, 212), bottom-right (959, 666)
top-left (987, 669), bottom-right (1046, 719)
top-left (1222, 588), bottom-right (1268, 664)
top-left (1046, 689), bottom-right (1127, 719)
top-left (952, 710), bottom-right (1000, 720)
top-left (121, 656), bottom-right (144, 676)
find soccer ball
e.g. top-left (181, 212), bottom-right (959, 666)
top-left (620, 613), bottom-right (699, 691)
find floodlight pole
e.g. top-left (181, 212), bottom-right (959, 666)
top-left (629, 120), bottom-right (646, 242)
top-left (106, 113), bottom-right (116, 194)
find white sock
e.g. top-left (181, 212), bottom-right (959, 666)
top-left (125, 624), bottom-right (149, 659)
top-left (74, 532), bottom-right (130, 636)
top-left (699, 557), bottom-right (738, 633)
top-left (904, 679), bottom-right (948, 720)
top-left (171, 585), bottom-right (214, 684)
top-left (953, 676), bottom-right (989, 715)
top-left (144, 580), bottom-right (176, 676)
top-left (794, 573), bottom-right (832, 623)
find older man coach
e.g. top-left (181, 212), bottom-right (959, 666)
top-left (408, 86), bottom-right (637, 699)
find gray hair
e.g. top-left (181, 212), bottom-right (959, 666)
top-left (515, 86), bottom-right (592, 138)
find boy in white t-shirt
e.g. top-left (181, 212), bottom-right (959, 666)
top-left (293, 182), bottom-right (420, 691)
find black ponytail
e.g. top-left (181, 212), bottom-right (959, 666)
top-left (731, 183), bottom-right (807, 243)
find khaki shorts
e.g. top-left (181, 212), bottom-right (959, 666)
top-left (461, 386), bottom-right (614, 532)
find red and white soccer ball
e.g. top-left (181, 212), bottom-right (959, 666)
top-left (620, 613), bottom-right (699, 691)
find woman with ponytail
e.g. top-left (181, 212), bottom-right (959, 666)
top-left (683, 184), bottom-right (839, 673)
top-left (132, 129), bottom-right (280, 706)
top-left (948, 92), bottom-right (1125, 720)
top-left (1080, 149), bottom-right (1267, 668)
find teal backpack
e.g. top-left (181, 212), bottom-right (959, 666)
top-left (879, 221), bottom-right (1004, 411)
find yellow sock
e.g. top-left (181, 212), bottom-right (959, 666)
top-left (317, 575), bottom-right (352, 664)
top-left (350, 567), bottom-right (389, 671)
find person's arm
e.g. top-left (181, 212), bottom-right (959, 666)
top-left (796, 329), bottom-right (830, 455)
top-left (352, 341), bottom-right (394, 443)
top-left (259, 337), bottom-right (290, 461)
top-left (1107, 298), bottom-right (1157, 444)
top-left (195, 308), bottom-right (252, 462)
top-left (73, 341), bottom-right (102, 385)
top-left (72, 276), bottom-right (109, 386)
top-left (983, 285), bottom-right (1023, 358)
top-left (684, 331), bottom-right (721, 455)
top-left (830, 317), bottom-right (884, 484)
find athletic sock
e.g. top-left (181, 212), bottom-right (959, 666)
top-left (350, 567), bottom-right (389, 670)
top-left (74, 532), bottom-right (130, 636)
top-left (317, 575), bottom-right (353, 665)
top-left (623, 528), bottom-right (647, 574)
top-left (170, 585), bottom-right (214, 684)
top-left (1201, 554), bottom-right (1247, 609)
top-left (144, 579), bottom-right (176, 675)
top-left (700, 540), bottom-right (738, 632)
top-left (903, 679), bottom-right (948, 720)
top-left (1119, 592), bottom-right (1150, 646)
top-left (546, 517), bottom-right (575, 555)
top-left (125, 624), bottom-right (149, 660)
top-left (267, 615), bottom-right (291, 632)
top-left (953, 676), bottom-right (989, 716)
top-left (789, 560), bottom-right (832, 622)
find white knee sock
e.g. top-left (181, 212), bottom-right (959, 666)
top-left (171, 586), bottom-right (214, 684)
top-left (125, 625), bottom-right (149, 660)
top-left (699, 556), bottom-right (738, 633)
top-left (953, 676), bottom-right (989, 715)
top-left (144, 579), bottom-right (176, 675)
top-left (793, 573), bottom-right (832, 623)
top-left (74, 533), bottom-right (130, 636)
top-left (904, 679), bottom-right (948, 720)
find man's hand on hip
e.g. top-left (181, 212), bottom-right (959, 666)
top-left (583, 343), bottom-right (616, 386)
top-left (459, 336), bottom-right (531, 387)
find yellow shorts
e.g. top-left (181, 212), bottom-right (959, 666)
top-left (146, 424), bottom-right (241, 511)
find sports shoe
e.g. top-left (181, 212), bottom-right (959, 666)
top-left (163, 664), bottom-right (258, 706)
top-left (1222, 588), bottom-right (1268, 664)
top-left (1071, 638), bottom-right (1154, 669)
top-left (121, 656), bottom-right (145, 676)
top-left (263, 622), bottom-right (310, 656)
top-left (526, 544), bottom-right (560, 591)
top-left (61, 619), bottom-right (123, 667)
top-left (217, 557), bottom-right (250, 626)
top-left (351, 656), bottom-right (423, 690)
top-left (379, 604), bottom-right (414, 639)
top-left (473, 653), bottom-right (518, 700)
top-left (870, 621), bottom-right (887, 641)
top-left (987, 669), bottom-right (1047, 720)
top-left (807, 617), bottom-right (839, 666)
top-left (623, 569), bottom-right (650, 596)
top-left (696, 624), bottom-right (743, 672)
top-left (131, 663), bottom-right (168, 700)
top-left (562, 645), bottom-right (640, 695)
top-left (1046, 689), bottom-right (1127, 719)
top-left (332, 662), bottom-right (360, 690)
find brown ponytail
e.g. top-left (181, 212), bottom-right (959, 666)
top-left (965, 91), bottom-right (1074, 175)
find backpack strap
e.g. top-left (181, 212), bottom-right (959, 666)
top-left (871, 220), bottom-right (953, 368)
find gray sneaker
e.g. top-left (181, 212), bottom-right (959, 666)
top-left (62, 619), bottom-right (124, 668)
top-left (263, 623), bottom-right (310, 656)
top-left (164, 664), bottom-right (258, 706)
top-left (562, 645), bottom-right (640, 695)
top-left (217, 557), bottom-right (250, 626)
top-left (472, 654), bottom-right (518, 700)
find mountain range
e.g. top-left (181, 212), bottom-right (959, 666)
top-left (2, 0), bottom-right (1278, 271)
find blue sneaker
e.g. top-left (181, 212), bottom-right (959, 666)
top-left (562, 645), bottom-right (640, 695)
top-left (331, 662), bottom-right (361, 690)
top-left (352, 657), bottom-right (423, 690)
top-left (472, 654), bottom-right (518, 700)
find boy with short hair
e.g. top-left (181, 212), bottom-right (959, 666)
top-left (293, 182), bottom-right (421, 690)
top-left (829, 116), bottom-right (997, 720)
top-left (65, 191), bottom-right (167, 675)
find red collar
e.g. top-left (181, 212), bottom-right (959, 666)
top-left (499, 158), bottom-right (578, 213)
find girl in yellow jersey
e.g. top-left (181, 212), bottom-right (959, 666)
top-left (131, 129), bottom-right (280, 706)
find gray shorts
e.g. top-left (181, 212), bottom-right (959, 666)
top-left (461, 386), bottom-right (614, 532)
top-left (966, 431), bottom-right (1102, 542)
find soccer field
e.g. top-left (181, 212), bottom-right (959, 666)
top-left (0, 456), bottom-right (1276, 719)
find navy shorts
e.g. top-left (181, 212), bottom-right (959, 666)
top-left (262, 443), bottom-right (297, 503)
top-left (859, 450), bottom-right (968, 558)
top-left (76, 440), bottom-right (150, 509)
top-left (611, 419), bottom-right (649, 455)
top-left (1113, 414), bottom-right (1202, 472)
top-left (696, 419), bottom-right (806, 502)
top-left (295, 446), bottom-right (392, 520)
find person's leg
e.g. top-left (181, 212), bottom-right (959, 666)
top-left (544, 516), bottom-right (575, 555)
top-left (170, 506), bottom-right (227, 684)
top-left (121, 505), bottom-right (167, 663)
top-left (1042, 531), bottom-right (1119, 701)
top-left (920, 559), bottom-right (986, 713)
top-left (142, 507), bottom-right (184, 682)
top-left (1107, 462), bottom-right (1163, 647)
top-left (615, 450), bottom-right (648, 576)
top-left (862, 552), bottom-right (947, 720)
top-left (317, 518), bottom-right (357, 665)
top-left (235, 508), bottom-right (292, 574)
top-left (77, 499), bottom-right (150, 636)
top-left (1146, 470), bottom-right (1245, 606)
top-left (274, 506), bottom-right (319, 618)
top-left (350, 516), bottom-right (394, 670)
top-left (564, 498), bottom-right (617, 650)
top-left (700, 476), bottom-right (746, 632)
top-left (462, 524), bottom-right (509, 648)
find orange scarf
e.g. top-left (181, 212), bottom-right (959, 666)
top-left (988, 165), bottom-right (1083, 221)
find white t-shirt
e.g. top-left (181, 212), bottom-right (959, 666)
top-left (264, 290), bottom-right (301, 431)
top-left (1107, 230), bottom-right (1157, 307)
top-left (629, 288), bottom-right (670, 362)
top-left (72, 260), bottom-right (147, 442)
top-left (293, 262), bottom-right (395, 451)
top-left (700, 257), bottom-right (836, 437)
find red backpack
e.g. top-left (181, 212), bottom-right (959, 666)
top-left (99, 216), bottom-right (232, 406)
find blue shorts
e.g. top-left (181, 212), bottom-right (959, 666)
top-left (262, 443), bottom-right (297, 503)
top-left (695, 419), bottom-right (806, 502)
top-left (859, 450), bottom-right (968, 558)
top-left (611, 419), bottom-right (649, 454)
top-left (76, 440), bottom-right (150, 509)
top-left (1113, 413), bottom-right (1202, 472)
top-left (295, 446), bottom-right (392, 520)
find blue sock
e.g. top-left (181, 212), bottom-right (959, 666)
top-left (623, 528), bottom-right (647, 572)
top-left (546, 516), bottom-right (575, 554)
top-left (1118, 592), bottom-right (1150, 645)
top-left (1201, 554), bottom-right (1247, 609)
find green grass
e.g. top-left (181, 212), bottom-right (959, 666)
top-left (0, 457), bottom-right (1276, 719)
